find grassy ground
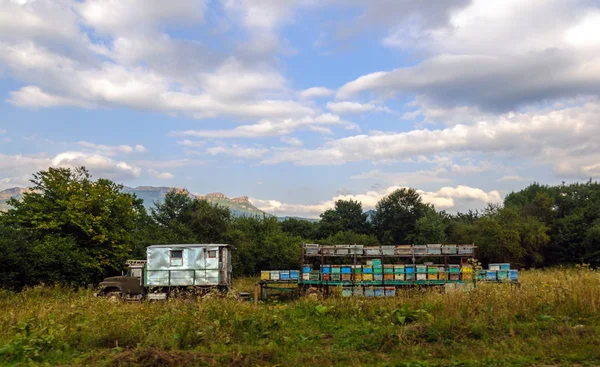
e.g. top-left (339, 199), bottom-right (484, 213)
top-left (1, 268), bottom-right (600, 366)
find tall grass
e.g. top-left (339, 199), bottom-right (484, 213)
top-left (1, 268), bottom-right (599, 366)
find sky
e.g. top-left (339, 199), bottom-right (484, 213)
top-left (0, 0), bottom-right (599, 218)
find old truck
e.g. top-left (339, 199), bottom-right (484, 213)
top-left (98, 244), bottom-right (234, 300)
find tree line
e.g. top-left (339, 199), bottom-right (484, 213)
top-left (1, 166), bottom-right (599, 289)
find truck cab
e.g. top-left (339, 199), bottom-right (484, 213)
top-left (98, 260), bottom-right (146, 301)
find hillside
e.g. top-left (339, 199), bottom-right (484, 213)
top-left (118, 186), bottom-right (271, 217)
top-left (0, 186), bottom-right (270, 218)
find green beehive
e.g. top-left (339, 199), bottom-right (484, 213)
top-left (331, 266), bottom-right (341, 274)
top-left (394, 265), bottom-right (405, 274)
top-left (416, 265), bottom-right (427, 273)
top-left (427, 266), bottom-right (438, 274)
top-left (384, 265), bottom-right (394, 274)
top-left (374, 265), bottom-right (383, 274)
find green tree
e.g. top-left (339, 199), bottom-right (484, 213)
top-left (280, 217), bottom-right (318, 240)
top-left (317, 199), bottom-right (370, 238)
top-left (3, 167), bottom-right (143, 285)
top-left (406, 207), bottom-right (447, 245)
top-left (372, 188), bottom-right (431, 244)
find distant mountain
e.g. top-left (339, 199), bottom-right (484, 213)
top-left (277, 216), bottom-right (319, 223)
top-left (0, 187), bottom-right (28, 211)
top-left (0, 186), bottom-right (270, 218)
top-left (122, 186), bottom-right (271, 217)
top-left (364, 209), bottom-right (376, 222)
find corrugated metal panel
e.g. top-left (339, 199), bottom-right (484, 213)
top-left (145, 244), bottom-right (232, 287)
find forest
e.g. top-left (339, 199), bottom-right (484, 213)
top-left (1, 166), bottom-right (599, 289)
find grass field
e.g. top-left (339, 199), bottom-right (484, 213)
top-left (1, 268), bottom-right (599, 366)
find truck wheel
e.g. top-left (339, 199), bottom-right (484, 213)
top-left (105, 291), bottom-right (123, 303)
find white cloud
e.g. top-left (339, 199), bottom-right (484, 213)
top-left (52, 151), bottom-right (141, 179)
top-left (351, 168), bottom-right (451, 185)
top-left (206, 145), bottom-right (269, 159)
top-left (147, 169), bottom-right (174, 180)
top-left (78, 141), bottom-right (146, 155)
top-left (497, 175), bottom-right (532, 182)
top-left (78, 0), bottom-right (206, 35)
top-left (135, 159), bottom-right (205, 168)
top-left (261, 101), bottom-right (600, 180)
top-left (280, 136), bottom-right (303, 147)
top-left (251, 184), bottom-right (501, 218)
top-left (326, 101), bottom-right (391, 114)
top-left (299, 87), bottom-right (334, 100)
top-left (177, 140), bottom-right (205, 148)
top-left (171, 113), bottom-right (351, 138)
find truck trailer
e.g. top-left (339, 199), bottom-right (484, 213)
top-left (97, 244), bottom-right (234, 300)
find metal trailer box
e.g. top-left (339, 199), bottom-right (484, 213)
top-left (145, 244), bottom-right (233, 287)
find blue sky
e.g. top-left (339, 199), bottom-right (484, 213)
top-left (1, 0), bottom-right (600, 217)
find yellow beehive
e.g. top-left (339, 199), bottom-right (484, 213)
top-left (462, 272), bottom-right (472, 280)
top-left (261, 271), bottom-right (270, 280)
top-left (384, 273), bottom-right (394, 280)
top-left (438, 272), bottom-right (446, 280)
top-left (363, 273), bottom-right (374, 281)
top-left (427, 273), bottom-right (438, 280)
top-left (461, 266), bottom-right (473, 273)
top-left (355, 273), bottom-right (362, 281)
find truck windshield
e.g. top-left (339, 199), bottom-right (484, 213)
top-left (128, 268), bottom-right (142, 278)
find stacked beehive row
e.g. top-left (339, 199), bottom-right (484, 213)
top-left (481, 263), bottom-right (519, 281)
top-left (260, 270), bottom-right (300, 281)
top-left (302, 260), bottom-right (475, 282)
top-left (303, 243), bottom-right (475, 256)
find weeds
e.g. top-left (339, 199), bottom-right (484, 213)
top-left (0, 268), bottom-right (599, 366)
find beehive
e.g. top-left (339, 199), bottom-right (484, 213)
top-left (385, 287), bottom-right (396, 297)
top-left (364, 287), bottom-right (375, 297)
top-left (442, 244), bottom-right (457, 254)
top-left (261, 271), bottom-right (270, 280)
top-left (270, 271), bottom-right (280, 281)
top-left (394, 273), bottom-right (405, 280)
top-left (394, 265), bottom-right (404, 273)
top-left (363, 273), bottom-right (374, 281)
top-left (395, 244), bottom-right (412, 255)
top-left (384, 273), bottom-right (394, 280)
top-left (381, 246), bottom-right (395, 256)
top-left (364, 246), bottom-right (381, 256)
top-left (416, 273), bottom-right (427, 280)
top-left (427, 244), bottom-right (442, 255)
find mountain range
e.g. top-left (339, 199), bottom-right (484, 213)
top-left (0, 186), bottom-right (270, 218)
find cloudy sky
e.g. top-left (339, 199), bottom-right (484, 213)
top-left (1, 0), bottom-right (599, 217)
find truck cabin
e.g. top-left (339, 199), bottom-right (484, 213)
top-left (124, 260), bottom-right (146, 280)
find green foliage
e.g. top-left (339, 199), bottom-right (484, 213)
top-left (1, 167), bottom-right (142, 285)
top-left (372, 188), bottom-right (432, 244)
top-left (1, 269), bottom-right (600, 366)
top-left (317, 199), bottom-right (370, 238)
top-left (280, 217), bottom-right (318, 239)
top-left (319, 230), bottom-right (380, 246)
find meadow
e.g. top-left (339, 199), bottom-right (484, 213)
top-left (1, 268), bottom-right (599, 367)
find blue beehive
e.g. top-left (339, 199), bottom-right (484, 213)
top-left (280, 271), bottom-right (290, 280)
top-left (341, 266), bottom-right (352, 274)
top-left (302, 266), bottom-right (311, 273)
top-left (374, 287), bottom-right (384, 297)
top-left (509, 270), bottom-right (518, 281)
top-left (321, 265), bottom-right (331, 274)
top-left (486, 270), bottom-right (497, 281)
top-left (290, 270), bottom-right (299, 280)
top-left (405, 265), bottom-right (415, 274)
top-left (363, 266), bottom-right (373, 274)
top-left (499, 263), bottom-right (511, 270)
